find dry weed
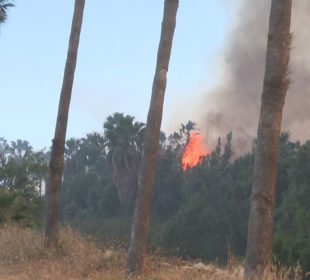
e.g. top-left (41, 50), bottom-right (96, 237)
top-left (0, 223), bottom-right (44, 264)
top-left (0, 224), bottom-right (112, 279)
top-left (0, 224), bottom-right (306, 280)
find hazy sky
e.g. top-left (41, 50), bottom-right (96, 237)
top-left (0, 1), bottom-right (237, 150)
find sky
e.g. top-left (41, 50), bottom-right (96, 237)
top-left (0, 0), bottom-right (236, 150)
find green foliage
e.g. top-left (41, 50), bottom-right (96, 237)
top-left (274, 140), bottom-right (310, 274)
top-left (60, 132), bottom-right (128, 236)
top-left (275, 132), bottom-right (300, 207)
top-left (0, 189), bottom-right (44, 227)
top-left (103, 113), bottom-right (145, 203)
top-left (0, 138), bottom-right (47, 227)
top-left (152, 148), bottom-right (184, 221)
top-left (0, 138), bottom-right (48, 194)
top-left (154, 134), bottom-right (252, 263)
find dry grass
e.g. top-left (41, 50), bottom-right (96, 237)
top-left (0, 224), bottom-right (304, 280)
top-left (0, 224), bottom-right (124, 280)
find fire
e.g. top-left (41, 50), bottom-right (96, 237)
top-left (182, 133), bottom-right (210, 171)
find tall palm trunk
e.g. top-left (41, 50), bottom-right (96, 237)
top-left (127, 0), bottom-right (179, 274)
top-left (244, 0), bottom-right (292, 277)
top-left (45, 0), bottom-right (85, 246)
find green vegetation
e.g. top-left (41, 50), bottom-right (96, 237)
top-left (0, 138), bottom-right (47, 227)
top-left (1, 114), bottom-right (309, 276)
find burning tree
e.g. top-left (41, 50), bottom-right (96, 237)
top-left (182, 133), bottom-right (210, 171)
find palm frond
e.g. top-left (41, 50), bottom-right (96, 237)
top-left (0, 1), bottom-right (14, 24)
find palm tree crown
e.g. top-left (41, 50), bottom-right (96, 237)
top-left (0, 0), bottom-right (14, 24)
top-left (104, 113), bottom-right (145, 203)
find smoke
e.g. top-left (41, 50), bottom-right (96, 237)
top-left (199, 0), bottom-right (310, 154)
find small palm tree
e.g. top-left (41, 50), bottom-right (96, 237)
top-left (104, 113), bottom-right (145, 203)
top-left (0, 0), bottom-right (14, 24)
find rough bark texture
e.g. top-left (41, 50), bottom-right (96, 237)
top-left (244, 0), bottom-right (292, 278)
top-left (44, 0), bottom-right (85, 246)
top-left (127, 0), bottom-right (179, 274)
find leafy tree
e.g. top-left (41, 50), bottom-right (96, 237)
top-left (0, 189), bottom-right (44, 227)
top-left (64, 133), bottom-right (106, 175)
top-left (45, 0), bottom-right (85, 246)
top-left (275, 132), bottom-right (300, 207)
top-left (0, 138), bottom-right (47, 227)
top-left (0, 138), bottom-right (47, 194)
top-left (151, 121), bottom-right (198, 221)
top-left (274, 140), bottom-right (310, 275)
top-left (127, 0), bottom-right (179, 273)
top-left (103, 113), bottom-right (145, 203)
top-left (226, 153), bottom-right (253, 257)
top-left (61, 133), bottom-right (121, 231)
top-left (245, 0), bottom-right (292, 277)
top-left (155, 134), bottom-right (251, 262)
top-left (167, 120), bottom-right (198, 167)
top-left (152, 146), bottom-right (183, 221)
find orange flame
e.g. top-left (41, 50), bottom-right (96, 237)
top-left (182, 133), bottom-right (210, 171)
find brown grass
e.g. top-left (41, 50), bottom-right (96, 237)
top-left (0, 224), bottom-right (304, 280)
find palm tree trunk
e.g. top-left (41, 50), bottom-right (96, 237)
top-left (44, 0), bottom-right (85, 246)
top-left (244, 0), bottom-right (292, 278)
top-left (127, 0), bottom-right (179, 274)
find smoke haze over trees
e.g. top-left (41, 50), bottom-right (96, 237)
top-left (172, 0), bottom-right (310, 155)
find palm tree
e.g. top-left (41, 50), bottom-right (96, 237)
top-left (127, 0), bottom-right (179, 274)
top-left (103, 113), bottom-right (145, 203)
top-left (0, 0), bottom-right (14, 24)
top-left (244, 0), bottom-right (292, 278)
top-left (44, 0), bottom-right (85, 246)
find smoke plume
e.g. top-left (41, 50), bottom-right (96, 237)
top-left (199, 0), bottom-right (310, 154)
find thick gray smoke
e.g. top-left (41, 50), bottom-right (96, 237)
top-left (200, 0), bottom-right (310, 154)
